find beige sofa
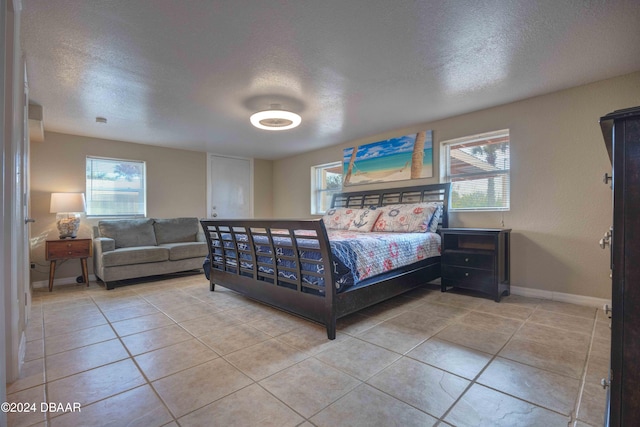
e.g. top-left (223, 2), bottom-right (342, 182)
top-left (92, 217), bottom-right (208, 289)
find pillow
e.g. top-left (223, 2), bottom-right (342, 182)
top-left (154, 217), bottom-right (199, 244)
top-left (322, 207), bottom-right (358, 230)
top-left (372, 203), bottom-right (438, 233)
top-left (98, 218), bottom-right (157, 248)
top-left (427, 202), bottom-right (444, 232)
top-left (323, 207), bottom-right (380, 230)
top-left (347, 208), bottom-right (381, 232)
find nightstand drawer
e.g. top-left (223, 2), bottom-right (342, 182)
top-left (442, 265), bottom-right (494, 286)
top-left (46, 239), bottom-right (92, 260)
top-left (443, 251), bottom-right (494, 270)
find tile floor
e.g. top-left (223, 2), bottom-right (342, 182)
top-left (8, 274), bottom-right (610, 427)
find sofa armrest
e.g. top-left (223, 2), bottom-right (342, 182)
top-left (94, 237), bottom-right (115, 253)
top-left (197, 230), bottom-right (206, 243)
top-left (92, 237), bottom-right (115, 283)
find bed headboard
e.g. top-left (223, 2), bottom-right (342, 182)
top-left (330, 183), bottom-right (451, 229)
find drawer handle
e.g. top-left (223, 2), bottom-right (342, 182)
top-left (464, 258), bottom-right (469, 262)
top-left (465, 272), bottom-right (469, 277)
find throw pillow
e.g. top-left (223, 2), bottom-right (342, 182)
top-left (372, 203), bottom-right (438, 233)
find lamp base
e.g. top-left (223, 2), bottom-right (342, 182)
top-left (56, 213), bottom-right (81, 239)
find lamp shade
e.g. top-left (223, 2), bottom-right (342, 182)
top-left (50, 193), bottom-right (86, 213)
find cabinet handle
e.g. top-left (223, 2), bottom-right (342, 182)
top-left (601, 378), bottom-right (610, 389)
top-left (464, 258), bottom-right (469, 262)
top-left (464, 272), bottom-right (469, 277)
top-left (603, 172), bottom-right (612, 185)
top-left (603, 304), bottom-right (612, 316)
top-left (599, 230), bottom-right (611, 249)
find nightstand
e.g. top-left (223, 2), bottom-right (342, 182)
top-left (440, 228), bottom-right (511, 302)
top-left (45, 238), bottom-right (93, 292)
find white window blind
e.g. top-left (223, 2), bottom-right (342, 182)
top-left (86, 156), bottom-right (147, 217)
top-left (441, 130), bottom-right (510, 211)
top-left (311, 162), bottom-right (343, 215)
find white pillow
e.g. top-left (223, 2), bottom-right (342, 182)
top-left (322, 207), bottom-right (381, 231)
top-left (372, 203), bottom-right (438, 233)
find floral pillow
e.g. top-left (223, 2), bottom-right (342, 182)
top-left (372, 203), bottom-right (438, 233)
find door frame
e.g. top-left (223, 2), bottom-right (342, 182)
top-left (1, 1), bottom-right (8, 420)
top-left (206, 153), bottom-right (254, 219)
top-left (3, 0), bottom-right (27, 413)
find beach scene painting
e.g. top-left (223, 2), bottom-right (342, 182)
top-left (343, 130), bottom-right (433, 186)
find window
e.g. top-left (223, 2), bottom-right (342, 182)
top-left (311, 161), bottom-right (343, 215)
top-left (86, 156), bottom-right (147, 217)
top-left (441, 129), bottom-right (510, 211)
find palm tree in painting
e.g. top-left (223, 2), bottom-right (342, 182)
top-left (410, 131), bottom-right (426, 179)
top-left (344, 146), bottom-right (358, 185)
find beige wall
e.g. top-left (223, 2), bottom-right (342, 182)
top-left (253, 158), bottom-right (274, 218)
top-left (273, 71), bottom-right (640, 299)
top-left (29, 132), bottom-right (274, 284)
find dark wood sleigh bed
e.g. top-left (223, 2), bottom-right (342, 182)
top-left (200, 183), bottom-right (450, 339)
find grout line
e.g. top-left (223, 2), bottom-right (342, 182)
top-left (571, 312), bottom-right (602, 426)
top-left (436, 306), bottom-right (533, 423)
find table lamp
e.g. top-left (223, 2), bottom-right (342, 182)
top-left (50, 192), bottom-right (86, 239)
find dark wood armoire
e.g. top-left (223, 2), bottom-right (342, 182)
top-left (600, 106), bottom-right (640, 426)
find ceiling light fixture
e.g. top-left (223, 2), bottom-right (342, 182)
top-left (250, 104), bottom-right (301, 131)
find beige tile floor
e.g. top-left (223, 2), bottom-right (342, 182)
top-left (8, 274), bottom-right (610, 427)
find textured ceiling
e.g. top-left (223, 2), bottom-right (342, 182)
top-left (21, 0), bottom-right (640, 160)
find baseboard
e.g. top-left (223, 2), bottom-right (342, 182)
top-left (32, 274), bottom-right (98, 289)
top-left (510, 285), bottom-right (611, 308)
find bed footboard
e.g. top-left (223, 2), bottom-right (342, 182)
top-left (200, 219), bottom-right (338, 338)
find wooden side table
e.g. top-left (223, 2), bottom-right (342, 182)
top-left (45, 238), bottom-right (93, 291)
top-left (440, 228), bottom-right (511, 302)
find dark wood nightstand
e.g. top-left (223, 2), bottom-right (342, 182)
top-left (45, 238), bottom-right (93, 291)
top-left (440, 228), bottom-right (511, 302)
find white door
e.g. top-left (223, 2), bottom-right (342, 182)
top-left (207, 154), bottom-right (253, 219)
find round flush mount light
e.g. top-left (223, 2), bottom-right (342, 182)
top-left (250, 105), bottom-right (301, 131)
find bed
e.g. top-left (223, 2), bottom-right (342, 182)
top-left (200, 183), bottom-right (450, 339)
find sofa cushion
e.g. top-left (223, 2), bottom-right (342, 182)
top-left (98, 219), bottom-right (157, 248)
top-left (154, 217), bottom-right (200, 244)
top-left (101, 246), bottom-right (169, 267)
top-left (160, 242), bottom-right (208, 261)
